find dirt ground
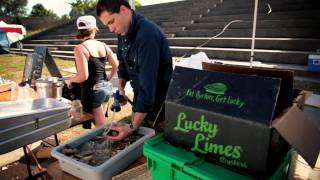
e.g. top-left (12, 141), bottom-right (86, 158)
top-left (0, 93), bottom-right (134, 179)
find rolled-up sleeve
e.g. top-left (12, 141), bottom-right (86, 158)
top-left (135, 27), bottom-right (161, 113)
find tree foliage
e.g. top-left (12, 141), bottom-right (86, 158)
top-left (60, 14), bottom-right (70, 21)
top-left (135, 0), bottom-right (142, 7)
top-left (29, 3), bottom-right (58, 19)
top-left (68, 0), bottom-right (142, 18)
top-left (69, 0), bottom-right (97, 18)
top-left (0, 0), bottom-right (28, 16)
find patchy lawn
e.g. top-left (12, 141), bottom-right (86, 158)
top-left (0, 54), bottom-right (75, 82)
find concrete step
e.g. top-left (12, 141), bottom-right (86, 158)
top-left (37, 33), bottom-right (117, 40)
top-left (51, 28), bottom-right (111, 35)
top-left (22, 44), bottom-right (74, 51)
top-left (206, 7), bottom-right (269, 16)
top-left (10, 48), bottom-right (75, 60)
top-left (206, 5), bottom-right (320, 17)
top-left (142, 2), bottom-right (221, 14)
top-left (205, 59), bottom-right (318, 79)
top-left (214, 1), bottom-right (320, 12)
top-left (171, 46), bottom-right (312, 65)
top-left (141, 7), bottom-right (208, 17)
top-left (147, 2), bottom-right (319, 21)
top-left (10, 46), bottom-right (118, 60)
top-left (148, 14), bottom-right (202, 22)
top-left (47, 30), bottom-right (77, 36)
top-left (186, 19), bottom-right (320, 30)
top-left (160, 20), bottom-right (194, 27)
top-left (15, 43), bottom-right (314, 65)
top-left (35, 35), bottom-right (77, 40)
top-left (167, 37), bottom-right (320, 51)
top-left (138, 1), bottom-right (193, 11)
top-left (140, 0), bottom-right (318, 14)
top-left (138, 0), bottom-right (222, 13)
top-left (27, 38), bottom-right (118, 45)
top-left (26, 37), bottom-right (320, 52)
top-left (174, 28), bottom-right (320, 38)
top-left (162, 26), bottom-right (185, 33)
top-left (219, 0), bottom-right (318, 7)
top-left (197, 10), bottom-right (320, 23)
top-left (51, 20), bottom-right (186, 34)
top-left (53, 23), bottom-right (106, 31)
top-left (21, 43), bottom-right (118, 52)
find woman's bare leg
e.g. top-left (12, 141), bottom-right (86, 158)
top-left (92, 105), bottom-right (106, 127)
top-left (102, 101), bottom-right (109, 117)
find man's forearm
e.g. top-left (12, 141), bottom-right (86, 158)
top-left (131, 112), bottom-right (147, 130)
top-left (118, 78), bottom-right (127, 92)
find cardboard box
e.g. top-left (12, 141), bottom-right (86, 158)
top-left (164, 66), bottom-right (320, 176)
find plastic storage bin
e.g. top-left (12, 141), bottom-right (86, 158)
top-left (144, 134), bottom-right (291, 180)
top-left (52, 126), bottom-right (155, 180)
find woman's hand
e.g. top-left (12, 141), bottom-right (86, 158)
top-left (65, 79), bottom-right (73, 89)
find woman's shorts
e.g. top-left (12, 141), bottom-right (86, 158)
top-left (82, 81), bottom-right (113, 112)
top-left (92, 81), bottom-right (113, 108)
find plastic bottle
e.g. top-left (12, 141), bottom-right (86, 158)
top-left (71, 100), bottom-right (83, 121)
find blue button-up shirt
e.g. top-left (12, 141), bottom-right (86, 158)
top-left (117, 11), bottom-right (173, 116)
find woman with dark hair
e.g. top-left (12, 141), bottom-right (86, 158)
top-left (66, 15), bottom-right (118, 127)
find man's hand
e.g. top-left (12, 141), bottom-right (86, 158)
top-left (106, 125), bottom-right (133, 142)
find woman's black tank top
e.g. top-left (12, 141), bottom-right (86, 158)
top-left (80, 41), bottom-right (108, 88)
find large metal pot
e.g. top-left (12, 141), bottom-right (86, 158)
top-left (36, 77), bottom-right (64, 99)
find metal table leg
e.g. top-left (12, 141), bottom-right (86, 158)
top-left (23, 146), bottom-right (48, 180)
top-left (54, 134), bottom-right (59, 146)
top-left (22, 146), bottom-right (32, 177)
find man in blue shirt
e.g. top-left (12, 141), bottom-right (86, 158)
top-left (97, 0), bottom-right (173, 141)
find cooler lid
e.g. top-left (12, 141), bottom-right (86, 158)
top-left (167, 66), bottom-right (281, 126)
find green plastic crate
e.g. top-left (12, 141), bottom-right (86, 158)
top-left (143, 134), bottom-right (291, 180)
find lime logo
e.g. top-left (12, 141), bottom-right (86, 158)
top-left (204, 83), bottom-right (227, 95)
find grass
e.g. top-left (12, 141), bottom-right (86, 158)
top-left (0, 54), bottom-right (75, 82)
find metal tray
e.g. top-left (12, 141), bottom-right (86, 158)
top-left (0, 111), bottom-right (69, 142)
top-left (0, 117), bottom-right (71, 154)
top-left (0, 98), bottom-right (71, 131)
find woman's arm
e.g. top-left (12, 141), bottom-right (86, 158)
top-left (105, 44), bottom-right (119, 80)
